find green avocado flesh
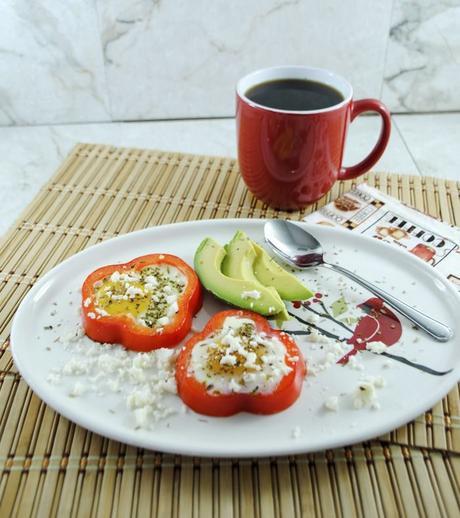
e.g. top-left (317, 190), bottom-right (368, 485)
top-left (221, 231), bottom-right (260, 283)
top-left (252, 243), bottom-right (313, 301)
top-left (222, 231), bottom-right (289, 320)
top-left (194, 238), bottom-right (286, 317)
top-left (194, 230), bottom-right (313, 321)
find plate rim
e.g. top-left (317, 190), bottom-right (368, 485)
top-left (10, 218), bottom-right (460, 457)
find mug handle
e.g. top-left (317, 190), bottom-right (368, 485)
top-left (338, 99), bottom-right (391, 181)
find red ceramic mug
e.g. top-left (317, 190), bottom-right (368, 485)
top-left (236, 66), bottom-right (391, 210)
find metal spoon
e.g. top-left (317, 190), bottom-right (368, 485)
top-left (264, 220), bottom-right (453, 342)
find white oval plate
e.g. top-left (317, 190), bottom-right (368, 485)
top-left (11, 219), bottom-right (460, 457)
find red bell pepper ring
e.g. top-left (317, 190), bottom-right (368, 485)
top-left (176, 310), bottom-right (306, 416)
top-left (81, 254), bottom-right (202, 352)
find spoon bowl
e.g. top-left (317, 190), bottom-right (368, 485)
top-left (264, 219), bottom-right (324, 267)
top-left (264, 219), bottom-right (454, 343)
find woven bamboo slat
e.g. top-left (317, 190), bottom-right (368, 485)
top-left (0, 143), bottom-right (459, 516)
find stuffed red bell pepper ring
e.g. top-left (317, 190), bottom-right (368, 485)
top-left (176, 310), bottom-right (306, 416)
top-left (81, 253), bottom-right (202, 352)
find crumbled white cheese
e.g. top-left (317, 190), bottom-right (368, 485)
top-left (144, 275), bottom-right (158, 287)
top-left (87, 312), bottom-right (96, 319)
top-left (60, 324), bottom-right (85, 345)
top-left (46, 372), bottom-right (61, 385)
top-left (241, 290), bottom-right (261, 300)
top-left (110, 271), bottom-right (121, 283)
top-left (353, 382), bottom-right (375, 409)
top-left (157, 316), bottom-right (170, 326)
top-left (167, 301), bottom-right (179, 317)
top-left (62, 357), bottom-right (92, 375)
top-left (94, 264), bottom-right (186, 329)
top-left (244, 351), bottom-right (258, 369)
top-left (110, 294), bottom-right (126, 301)
top-left (291, 426), bottom-right (301, 439)
top-left (190, 316), bottom-right (291, 395)
top-left (306, 337), bottom-right (347, 376)
top-left (69, 381), bottom-right (86, 397)
top-left (323, 352), bottom-right (336, 365)
top-left (48, 327), bottom-right (178, 430)
top-left (324, 396), bottom-right (339, 411)
top-left (133, 407), bottom-right (150, 428)
top-left (329, 342), bottom-right (346, 355)
top-left (220, 353), bottom-right (237, 366)
top-left (307, 329), bottom-right (332, 344)
top-left (119, 272), bottom-right (141, 283)
top-left (370, 375), bottom-right (386, 388)
top-left (125, 285), bottom-right (144, 299)
top-left (303, 312), bottom-right (320, 324)
top-left (366, 341), bottom-right (387, 354)
top-left (348, 355), bottom-right (364, 371)
top-left (165, 294), bottom-right (177, 305)
top-left (228, 378), bottom-right (242, 393)
top-left (83, 297), bottom-right (91, 307)
top-left (352, 376), bottom-right (386, 410)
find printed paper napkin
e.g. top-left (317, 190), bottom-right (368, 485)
top-left (303, 184), bottom-right (460, 292)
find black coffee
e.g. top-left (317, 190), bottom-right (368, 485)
top-left (245, 79), bottom-right (344, 111)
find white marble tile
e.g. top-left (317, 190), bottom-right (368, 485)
top-left (0, 119), bottom-right (236, 236)
top-left (382, 0), bottom-right (460, 112)
top-left (343, 115), bottom-right (418, 174)
top-left (394, 113), bottom-right (460, 180)
top-left (0, 115), bottom-right (421, 236)
top-left (0, 1), bottom-right (110, 125)
top-left (97, 0), bottom-right (393, 120)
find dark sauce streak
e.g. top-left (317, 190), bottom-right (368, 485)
top-left (287, 312), bottom-right (347, 342)
top-left (379, 351), bottom-right (453, 376)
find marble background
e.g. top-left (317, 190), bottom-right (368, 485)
top-left (382, 0), bottom-right (460, 112)
top-left (0, 0), bottom-right (459, 125)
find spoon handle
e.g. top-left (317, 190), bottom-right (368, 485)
top-left (322, 262), bottom-right (453, 342)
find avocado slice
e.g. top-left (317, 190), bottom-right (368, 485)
top-left (223, 230), bottom-right (313, 302)
top-left (252, 243), bottom-right (313, 301)
top-left (221, 231), bottom-right (289, 320)
top-left (221, 230), bottom-right (258, 282)
top-left (194, 238), bottom-right (287, 318)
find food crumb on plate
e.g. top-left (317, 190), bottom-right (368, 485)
top-left (352, 376), bottom-right (386, 410)
top-left (69, 381), bottom-right (87, 398)
top-left (46, 372), bottom-right (61, 385)
top-left (324, 396), bottom-right (339, 412)
top-left (353, 382), bottom-right (375, 409)
top-left (307, 329), bottom-right (332, 344)
top-left (348, 356), bottom-right (364, 371)
top-left (366, 341), bottom-right (387, 354)
top-left (47, 325), bottom-right (179, 430)
top-left (291, 426), bottom-right (301, 439)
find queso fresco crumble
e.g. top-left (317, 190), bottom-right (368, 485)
top-left (86, 264), bottom-right (187, 330)
top-left (189, 316), bottom-right (293, 395)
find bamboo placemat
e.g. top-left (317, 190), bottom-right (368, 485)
top-left (0, 143), bottom-right (459, 516)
